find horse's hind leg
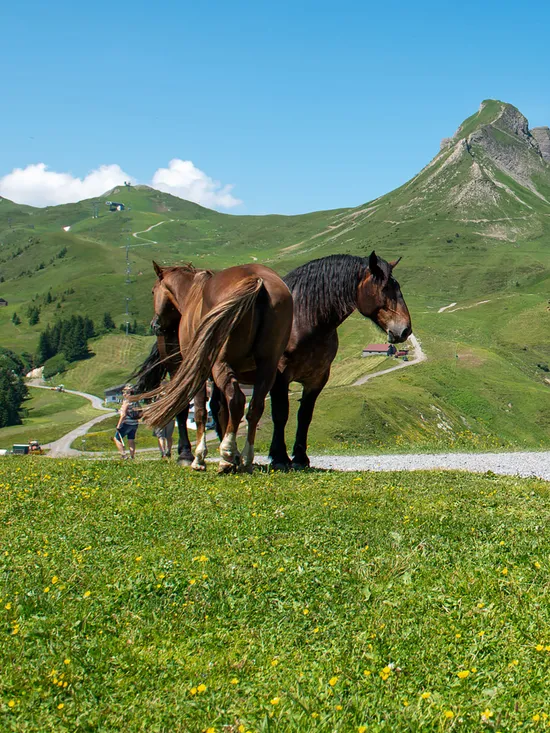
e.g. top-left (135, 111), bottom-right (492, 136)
top-left (240, 360), bottom-right (279, 473)
top-left (175, 407), bottom-right (194, 466)
top-left (213, 363), bottom-right (245, 474)
top-left (268, 371), bottom-right (291, 470)
top-left (191, 385), bottom-right (208, 471)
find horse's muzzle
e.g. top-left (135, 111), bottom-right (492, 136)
top-left (388, 324), bottom-right (412, 343)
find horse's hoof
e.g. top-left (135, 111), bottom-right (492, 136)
top-left (217, 459), bottom-right (236, 474)
top-left (178, 458), bottom-right (193, 467)
top-left (270, 461), bottom-right (290, 472)
top-left (191, 461), bottom-right (207, 472)
top-left (291, 460), bottom-right (310, 471)
top-left (238, 463), bottom-right (254, 474)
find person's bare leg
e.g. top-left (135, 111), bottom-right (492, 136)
top-left (128, 439), bottom-right (136, 459)
top-left (114, 435), bottom-right (127, 458)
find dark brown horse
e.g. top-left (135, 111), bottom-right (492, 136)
top-left (268, 252), bottom-right (411, 468)
top-left (138, 262), bottom-right (293, 473)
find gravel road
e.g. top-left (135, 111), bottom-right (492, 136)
top-left (254, 451), bottom-right (550, 480)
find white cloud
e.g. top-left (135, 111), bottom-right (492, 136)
top-left (151, 159), bottom-right (242, 209)
top-left (0, 163), bottom-right (134, 207)
top-left (0, 159), bottom-right (242, 210)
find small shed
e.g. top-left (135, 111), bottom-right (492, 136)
top-left (0, 298), bottom-right (8, 307)
top-left (104, 383), bottom-right (126, 404)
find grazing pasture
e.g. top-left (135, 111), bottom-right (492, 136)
top-left (1, 458), bottom-right (550, 731)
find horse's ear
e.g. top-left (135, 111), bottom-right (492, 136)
top-left (152, 261), bottom-right (163, 279)
top-left (368, 251), bottom-right (384, 280)
top-left (389, 257), bottom-right (402, 270)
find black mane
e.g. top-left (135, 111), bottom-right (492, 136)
top-left (283, 254), bottom-right (371, 326)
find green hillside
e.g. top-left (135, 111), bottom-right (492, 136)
top-left (2, 99), bottom-right (550, 452)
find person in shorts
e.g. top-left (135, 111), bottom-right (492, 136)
top-left (153, 419), bottom-right (175, 459)
top-left (114, 385), bottom-right (141, 459)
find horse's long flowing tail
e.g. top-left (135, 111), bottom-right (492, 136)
top-left (143, 276), bottom-right (264, 427)
top-left (128, 341), bottom-right (167, 394)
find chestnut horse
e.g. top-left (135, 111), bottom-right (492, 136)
top-left (137, 262), bottom-right (293, 473)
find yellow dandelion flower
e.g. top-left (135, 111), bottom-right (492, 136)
top-left (230, 678), bottom-right (239, 685)
top-left (57, 703), bottom-right (64, 710)
top-left (444, 710), bottom-right (454, 718)
top-left (358, 727), bottom-right (367, 733)
top-left (8, 700), bottom-right (15, 708)
top-left (457, 670), bottom-right (470, 679)
top-left (64, 658), bottom-right (70, 665)
top-left (189, 578), bottom-right (196, 585)
top-left (190, 687), bottom-right (197, 695)
top-left (313, 627), bottom-right (320, 633)
top-left (335, 704), bottom-right (343, 710)
top-left (270, 697), bottom-right (280, 705)
top-left (481, 708), bottom-right (493, 721)
top-left (278, 567), bottom-right (285, 573)
top-left (501, 567), bottom-right (508, 575)
top-left (271, 659), bottom-right (279, 667)
top-left (421, 691), bottom-right (431, 699)
top-left (535, 561), bottom-right (541, 569)
top-left (471, 667), bottom-right (477, 673)
top-left (533, 714), bottom-right (541, 722)
top-left (44, 587), bottom-right (50, 593)
top-left (303, 608), bottom-right (310, 615)
top-left (478, 631), bottom-right (485, 637)
top-left (536, 644), bottom-right (544, 651)
top-left (5, 602), bottom-right (12, 610)
top-left (206, 728), bottom-right (216, 733)
top-left (329, 676), bottom-right (338, 687)
top-left (52, 576), bottom-right (59, 584)
top-left (239, 726), bottom-right (246, 733)
top-left (83, 591), bottom-right (91, 598)
top-left (198, 555), bottom-right (209, 563)
top-left (363, 670), bottom-right (372, 677)
top-left (311, 712), bottom-right (319, 718)
top-left (197, 683), bottom-right (207, 694)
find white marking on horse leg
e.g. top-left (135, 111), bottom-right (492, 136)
top-left (191, 433), bottom-right (208, 471)
top-left (220, 432), bottom-right (238, 464)
top-left (240, 439), bottom-right (255, 469)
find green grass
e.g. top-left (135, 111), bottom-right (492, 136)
top-left (0, 389), bottom-right (100, 450)
top-left (2, 459), bottom-right (550, 731)
top-left (50, 333), bottom-right (155, 396)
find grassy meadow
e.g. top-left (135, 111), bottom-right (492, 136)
top-left (2, 458), bottom-right (550, 731)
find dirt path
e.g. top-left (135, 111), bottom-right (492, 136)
top-left (130, 219), bottom-right (174, 246)
top-left (27, 384), bottom-right (116, 457)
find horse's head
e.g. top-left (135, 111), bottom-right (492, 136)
top-left (150, 261), bottom-right (183, 335)
top-left (357, 252), bottom-right (412, 343)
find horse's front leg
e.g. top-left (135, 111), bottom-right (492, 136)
top-left (191, 385), bottom-right (208, 471)
top-left (291, 372), bottom-right (330, 470)
top-left (175, 407), bottom-right (194, 466)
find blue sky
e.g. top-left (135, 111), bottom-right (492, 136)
top-left (2, 0), bottom-right (550, 214)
